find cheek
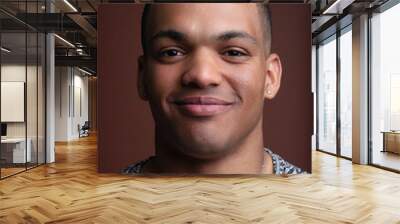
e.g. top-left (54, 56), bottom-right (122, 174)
top-left (225, 63), bottom-right (266, 103)
top-left (147, 63), bottom-right (182, 99)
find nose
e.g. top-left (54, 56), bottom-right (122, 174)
top-left (181, 48), bottom-right (223, 89)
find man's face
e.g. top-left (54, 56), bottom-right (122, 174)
top-left (139, 3), bottom-right (280, 159)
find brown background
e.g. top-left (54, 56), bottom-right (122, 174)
top-left (97, 3), bottom-right (312, 173)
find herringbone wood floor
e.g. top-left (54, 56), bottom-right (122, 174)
top-left (1, 134), bottom-right (400, 223)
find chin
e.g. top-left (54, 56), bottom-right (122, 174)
top-left (162, 115), bottom-right (238, 159)
top-left (175, 137), bottom-right (232, 160)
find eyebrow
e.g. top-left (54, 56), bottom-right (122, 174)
top-left (150, 29), bottom-right (258, 45)
top-left (215, 31), bottom-right (258, 45)
top-left (150, 29), bottom-right (188, 43)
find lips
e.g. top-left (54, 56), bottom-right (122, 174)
top-left (171, 96), bottom-right (234, 117)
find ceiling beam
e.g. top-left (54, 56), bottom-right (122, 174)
top-left (67, 13), bottom-right (97, 40)
top-left (55, 55), bottom-right (96, 70)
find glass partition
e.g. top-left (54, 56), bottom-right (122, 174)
top-left (26, 0), bottom-right (44, 170)
top-left (27, 30), bottom-right (38, 170)
top-left (38, 32), bottom-right (45, 165)
top-left (1, 31), bottom-right (28, 177)
top-left (0, 1), bottom-right (46, 179)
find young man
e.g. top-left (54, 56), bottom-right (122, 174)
top-left (124, 3), bottom-right (303, 175)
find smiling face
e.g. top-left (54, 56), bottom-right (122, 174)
top-left (139, 3), bottom-right (282, 160)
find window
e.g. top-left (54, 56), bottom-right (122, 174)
top-left (317, 35), bottom-right (337, 154)
top-left (370, 2), bottom-right (400, 171)
top-left (339, 27), bottom-right (352, 158)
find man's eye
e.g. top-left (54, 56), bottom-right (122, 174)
top-left (223, 50), bottom-right (247, 57)
top-left (159, 49), bottom-right (184, 57)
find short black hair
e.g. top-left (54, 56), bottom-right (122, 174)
top-left (140, 3), bottom-right (272, 55)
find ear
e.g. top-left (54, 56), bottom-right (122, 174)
top-left (263, 53), bottom-right (282, 100)
top-left (137, 55), bottom-right (149, 101)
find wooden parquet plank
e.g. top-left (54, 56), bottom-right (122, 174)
top-left (1, 134), bottom-right (400, 223)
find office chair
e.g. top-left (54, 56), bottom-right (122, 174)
top-left (79, 121), bottom-right (90, 138)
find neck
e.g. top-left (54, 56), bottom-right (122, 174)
top-left (145, 120), bottom-right (271, 174)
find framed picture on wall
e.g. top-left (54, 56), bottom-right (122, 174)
top-left (1, 81), bottom-right (25, 122)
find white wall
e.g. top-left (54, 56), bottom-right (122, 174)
top-left (1, 64), bottom-right (39, 137)
top-left (72, 72), bottom-right (89, 138)
top-left (55, 66), bottom-right (70, 141)
top-left (55, 66), bottom-right (89, 141)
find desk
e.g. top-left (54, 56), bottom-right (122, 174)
top-left (382, 131), bottom-right (400, 154)
top-left (1, 138), bottom-right (31, 163)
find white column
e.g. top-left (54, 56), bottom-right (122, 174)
top-left (46, 1), bottom-right (56, 163)
top-left (352, 14), bottom-right (369, 164)
top-left (46, 33), bottom-right (55, 163)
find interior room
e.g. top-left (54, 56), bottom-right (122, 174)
top-left (0, 0), bottom-right (399, 223)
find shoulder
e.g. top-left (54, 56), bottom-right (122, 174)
top-left (264, 148), bottom-right (305, 175)
top-left (123, 150), bottom-right (305, 175)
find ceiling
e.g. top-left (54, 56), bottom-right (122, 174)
top-left (0, 0), bottom-right (395, 74)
